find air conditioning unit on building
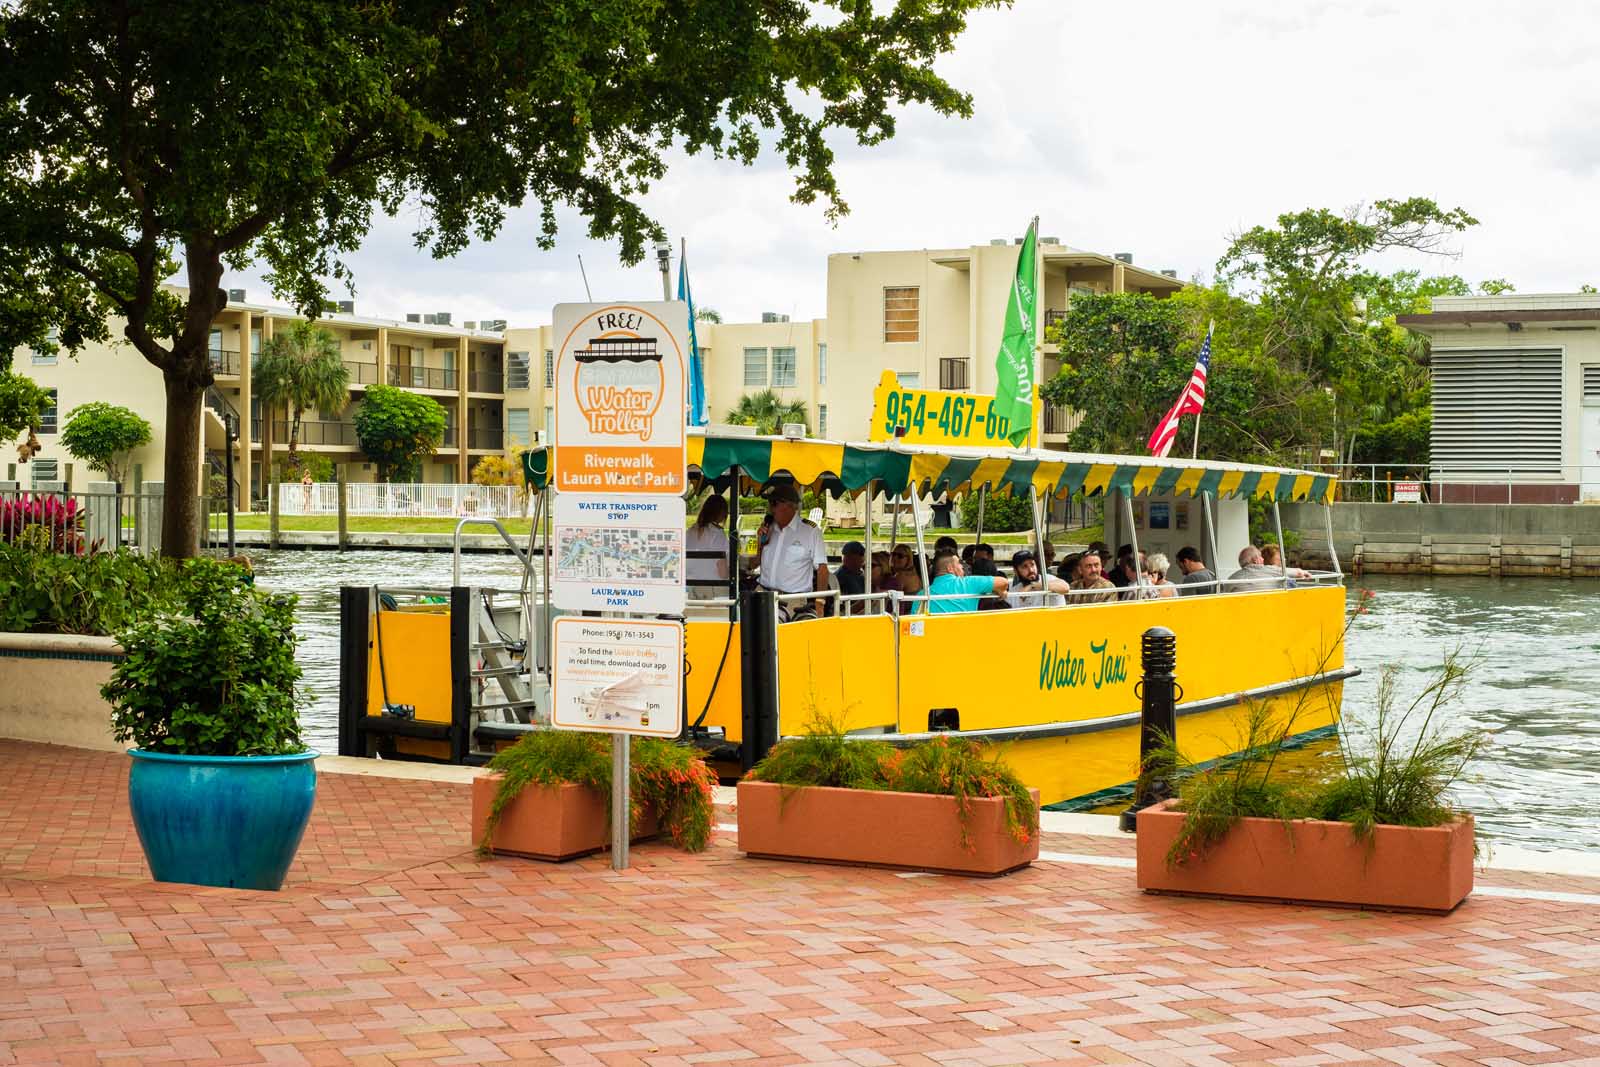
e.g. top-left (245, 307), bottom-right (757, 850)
top-left (337, 300), bottom-right (355, 314)
top-left (435, 312), bottom-right (451, 325)
top-left (406, 313), bottom-right (421, 323)
top-left (484, 319), bottom-right (507, 331)
top-left (1161, 269), bottom-right (1178, 278)
top-left (463, 321), bottom-right (476, 330)
top-left (761, 312), bottom-right (790, 323)
top-left (228, 288), bottom-right (246, 303)
top-left (1114, 252), bottom-right (1134, 264)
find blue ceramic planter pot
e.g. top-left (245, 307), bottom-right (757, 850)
top-left (127, 750), bottom-right (318, 891)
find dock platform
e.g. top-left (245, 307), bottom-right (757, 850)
top-left (3, 739), bottom-right (1599, 1067)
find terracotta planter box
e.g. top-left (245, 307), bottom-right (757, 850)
top-left (471, 775), bottom-right (657, 861)
top-left (1136, 798), bottom-right (1474, 913)
top-left (736, 780), bottom-right (1039, 877)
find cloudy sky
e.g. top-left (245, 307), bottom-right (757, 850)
top-left (224, 1), bottom-right (1599, 327)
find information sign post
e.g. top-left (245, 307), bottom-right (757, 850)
top-left (549, 301), bottom-right (689, 871)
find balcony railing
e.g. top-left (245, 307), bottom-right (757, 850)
top-left (468, 369), bottom-right (504, 393)
top-left (467, 427), bottom-right (504, 450)
top-left (209, 347), bottom-right (241, 377)
top-left (343, 360), bottom-right (379, 385)
top-left (272, 420), bottom-right (360, 447)
top-left (1043, 403), bottom-right (1080, 436)
top-left (388, 365), bottom-right (457, 391)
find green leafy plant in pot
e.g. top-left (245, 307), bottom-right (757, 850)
top-left (101, 559), bottom-right (315, 891)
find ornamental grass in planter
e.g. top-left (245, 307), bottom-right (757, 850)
top-left (474, 730), bottom-right (716, 861)
top-left (100, 558), bottom-right (316, 892)
top-left (1137, 651), bottom-right (1488, 913)
top-left (738, 721), bottom-right (1040, 876)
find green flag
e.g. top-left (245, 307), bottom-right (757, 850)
top-left (993, 217), bottom-right (1038, 447)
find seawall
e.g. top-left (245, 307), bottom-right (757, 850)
top-left (1282, 502), bottom-right (1600, 577)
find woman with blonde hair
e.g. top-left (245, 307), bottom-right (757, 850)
top-left (1141, 552), bottom-right (1178, 599)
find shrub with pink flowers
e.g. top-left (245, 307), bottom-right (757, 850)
top-left (0, 494), bottom-right (87, 553)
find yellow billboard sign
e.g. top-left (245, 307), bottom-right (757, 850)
top-left (867, 370), bottom-right (1041, 448)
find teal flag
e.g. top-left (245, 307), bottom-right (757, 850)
top-left (992, 218), bottom-right (1038, 447)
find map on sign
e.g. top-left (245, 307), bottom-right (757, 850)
top-left (551, 493), bottom-right (687, 614)
top-left (557, 526), bottom-right (681, 582)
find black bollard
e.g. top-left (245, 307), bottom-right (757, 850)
top-left (739, 587), bottom-right (780, 771)
top-left (1118, 626), bottom-right (1180, 833)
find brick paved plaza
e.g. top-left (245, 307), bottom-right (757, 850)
top-left (3, 739), bottom-right (1600, 1067)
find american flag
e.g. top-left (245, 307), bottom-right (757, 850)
top-left (1146, 322), bottom-right (1212, 459)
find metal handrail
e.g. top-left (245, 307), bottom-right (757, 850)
top-left (452, 516), bottom-right (532, 586)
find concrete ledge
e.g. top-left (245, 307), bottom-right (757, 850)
top-left (0, 632), bottom-right (121, 752)
top-left (0, 632), bottom-right (122, 658)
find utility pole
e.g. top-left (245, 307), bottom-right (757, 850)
top-left (655, 241), bottom-right (672, 301)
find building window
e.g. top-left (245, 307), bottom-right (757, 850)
top-left (32, 458), bottom-right (59, 483)
top-left (38, 389), bottom-right (57, 434)
top-left (771, 347), bottom-right (796, 388)
top-left (507, 408), bottom-right (531, 447)
top-left (544, 349), bottom-right (555, 389)
top-left (743, 347), bottom-right (768, 387)
top-left (508, 352), bottom-right (530, 390)
top-left (884, 286), bottom-right (919, 343)
top-left (817, 344), bottom-right (828, 384)
top-left (817, 404), bottom-right (828, 439)
top-left (29, 329), bottom-right (59, 365)
top-left (542, 406), bottom-right (554, 442)
top-left (896, 372), bottom-right (920, 390)
top-left (939, 357), bottom-right (970, 391)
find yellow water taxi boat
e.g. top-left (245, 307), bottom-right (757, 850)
top-left (337, 432), bottom-right (1354, 810)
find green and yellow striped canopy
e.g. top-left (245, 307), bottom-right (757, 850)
top-left (525, 436), bottom-right (1336, 504)
top-left (685, 435), bottom-right (1335, 504)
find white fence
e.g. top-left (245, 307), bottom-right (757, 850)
top-left (276, 482), bottom-right (529, 518)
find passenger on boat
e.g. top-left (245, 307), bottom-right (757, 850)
top-left (757, 483), bottom-right (829, 620)
top-left (1107, 546), bottom-right (1136, 591)
top-left (934, 535), bottom-right (959, 555)
top-left (1058, 551), bottom-right (1083, 583)
top-left (1225, 545), bottom-right (1290, 591)
top-left (926, 548), bottom-right (1009, 614)
top-left (1175, 545), bottom-right (1216, 596)
top-left (975, 543), bottom-right (996, 569)
top-left (835, 541), bottom-right (866, 615)
top-left (1139, 552), bottom-right (1178, 599)
top-left (870, 551), bottom-right (894, 593)
top-left (970, 555), bottom-right (998, 577)
top-left (1261, 543), bottom-right (1313, 580)
top-left (1007, 549), bottom-right (1068, 609)
top-left (685, 495), bottom-right (729, 600)
top-left (1069, 551), bottom-right (1119, 604)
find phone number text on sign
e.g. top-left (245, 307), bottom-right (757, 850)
top-left (551, 618), bottom-right (683, 738)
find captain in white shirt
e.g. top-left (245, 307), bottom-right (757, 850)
top-left (757, 482), bottom-right (829, 619)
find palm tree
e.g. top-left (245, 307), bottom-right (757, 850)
top-left (253, 322), bottom-right (351, 470)
top-left (726, 390), bottom-right (810, 435)
top-left (695, 307), bottom-right (723, 324)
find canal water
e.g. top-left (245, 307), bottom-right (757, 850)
top-left (252, 550), bottom-right (1600, 854)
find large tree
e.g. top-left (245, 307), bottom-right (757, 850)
top-left (354, 385), bottom-right (447, 484)
top-left (0, 0), bottom-right (1002, 556)
top-left (252, 322), bottom-right (349, 471)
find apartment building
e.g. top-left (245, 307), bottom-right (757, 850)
top-left (10, 237), bottom-right (1182, 505)
top-left (18, 292), bottom-right (511, 504)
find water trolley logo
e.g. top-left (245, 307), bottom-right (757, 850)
top-left (553, 302), bottom-right (688, 495)
top-left (574, 331), bottom-right (665, 440)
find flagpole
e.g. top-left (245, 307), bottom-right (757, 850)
top-left (1190, 319), bottom-right (1213, 459)
top-left (1029, 215), bottom-right (1041, 450)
